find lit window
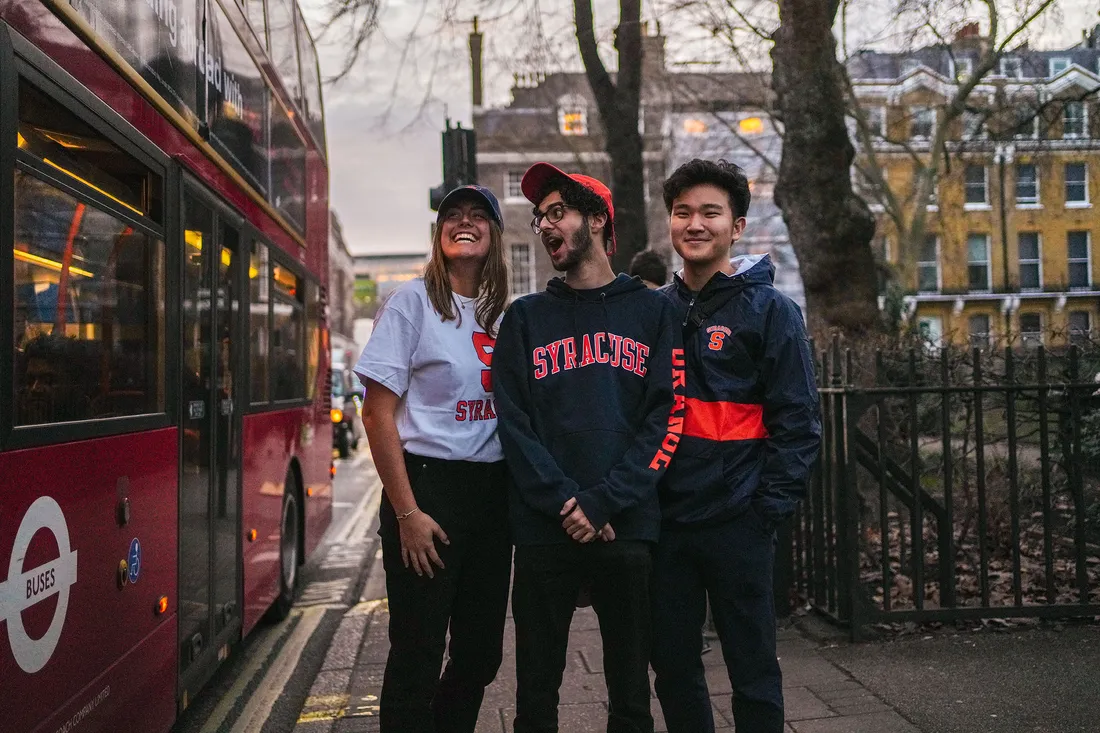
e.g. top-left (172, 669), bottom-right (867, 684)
top-left (1018, 232), bottom-right (1041, 291)
top-left (1064, 101), bottom-right (1087, 138)
top-left (1065, 162), bottom-right (1089, 204)
top-left (911, 106), bottom-right (934, 139)
top-left (918, 235), bottom-right (939, 293)
top-left (968, 233), bottom-right (991, 292)
top-left (969, 313), bottom-right (992, 350)
top-left (509, 242), bottom-right (534, 297)
top-left (558, 95), bottom-right (588, 136)
top-left (739, 117), bottom-right (764, 135)
top-left (955, 57), bottom-right (974, 81)
top-left (1019, 313), bottom-right (1043, 348)
top-left (683, 118), bottom-right (707, 135)
top-left (1068, 231), bottom-right (1091, 289)
top-left (1015, 164), bottom-right (1039, 205)
top-left (965, 164), bottom-right (988, 206)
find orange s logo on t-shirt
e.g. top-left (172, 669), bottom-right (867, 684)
top-left (472, 332), bottom-right (495, 392)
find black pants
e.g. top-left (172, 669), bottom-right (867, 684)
top-left (512, 540), bottom-right (654, 733)
top-left (651, 509), bottom-right (783, 733)
top-left (378, 453), bottom-right (511, 733)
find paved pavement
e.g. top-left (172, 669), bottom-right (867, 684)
top-left (293, 550), bottom-right (925, 733)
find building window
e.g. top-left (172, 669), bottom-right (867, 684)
top-left (969, 314), bottom-right (992, 349)
top-left (1001, 56), bottom-right (1023, 78)
top-left (918, 316), bottom-right (943, 350)
top-left (1015, 163), bottom-right (1039, 205)
top-left (1069, 310), bottom-right (1092, 345)
top-left (1066, 162), bottom-right (1089, 204)
top-left (968, 233), bottom-right (991, 292)
top-left (1049, 57), bottom-right (1071, 77)
top-left (918, 235), bottom-right (940, 293)
top-left (509, 242), bottom-right (534, 296)
top-left (955, 57), bottom-right (974, 81)
top-left (1064, 101), bottom-right (1087, 139)
top-left (505, 171), bottom-right (524, 200)
top-left (1018, 232), bottom-right (1042, 291)
top-left (964, 164), bottom-right (988, 206)
top-left (682, 118), bottom-right (707, 135)
top-left (1068, 231), bottom-right (1091, 289)
top-left (911, 106), bottom-right (934, 140)
top-left (558, 95), bottom-right (588, 136)
top-left (866, 107), bottom-right (886, 137)
top-left (901, 58), bottom-right (922, 76)
top-left (1014, 108), bottom-right (1039, 139)
top-left (962, 110), bottom-right (985, 140)
top-left (1019, 312), bottom-right (1043, 348)
top-left (739, 116), bottom-right (764, 135)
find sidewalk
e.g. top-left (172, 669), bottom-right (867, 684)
top-left (294, 554), bottom-right (924, 733)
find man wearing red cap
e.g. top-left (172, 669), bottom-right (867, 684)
top-left (492, 163), bottom-right (685, 733)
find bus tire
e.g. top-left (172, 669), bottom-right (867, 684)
top-left (265, 471), bottom-right (301, 622)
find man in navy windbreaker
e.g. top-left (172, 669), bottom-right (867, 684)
top-left (493, 163), bottom-right (684, 733)
top-left (651, 159), bottom-right (821, 733)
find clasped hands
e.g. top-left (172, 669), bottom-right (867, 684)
top-left (560, 497), bottom-right (615, 543)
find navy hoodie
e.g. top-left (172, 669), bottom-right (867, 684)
top-left (659, 254), bottom-right (821, 528)
top-left (493, 273), bottom-right (684, 545)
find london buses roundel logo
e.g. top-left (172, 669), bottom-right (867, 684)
top-left (0, 497), bottom-right (79, 674)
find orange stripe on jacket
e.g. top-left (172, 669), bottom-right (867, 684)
top-left (682, 398), bottom-right (768, 441)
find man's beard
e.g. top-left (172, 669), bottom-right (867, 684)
top-left (551, 225), bottom-right (594, 272)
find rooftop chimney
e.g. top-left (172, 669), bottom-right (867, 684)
top-left (469, 17), bottom-right (484, 111)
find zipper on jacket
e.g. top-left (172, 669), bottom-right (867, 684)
top-left (682, 296), bottom-right (696, 329)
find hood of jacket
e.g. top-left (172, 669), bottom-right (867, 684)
top-left (546, 272), bottom-right (648, 302)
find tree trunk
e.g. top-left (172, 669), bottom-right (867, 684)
top-left (771, 0), bottom-right (879, 338)
top-left (574, 0), bottom-right (646, 272)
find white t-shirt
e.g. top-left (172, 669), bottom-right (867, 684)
top-left (353, 278), bottom-right (503, 463)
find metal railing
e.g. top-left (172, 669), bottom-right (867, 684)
top-left (789, 337), bottom-right (1100, 638)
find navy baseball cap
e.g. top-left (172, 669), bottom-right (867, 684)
top-left (437, 184), bottom-right (503, 227)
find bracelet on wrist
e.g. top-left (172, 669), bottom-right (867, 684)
top-left (396, 507), bottom-right (420, 521)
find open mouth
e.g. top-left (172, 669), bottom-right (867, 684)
top-left (543, 234), bottom-right (565, 257)
top-left (453, 232), bottom-right (478, 244)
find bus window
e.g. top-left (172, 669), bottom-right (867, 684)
top-left (305, 280), bottom-right (321, 400)
top-left (18, 80), bottom-right (164, 224)
top-left (250, 241), bottom-right (270, 404)
top-left (295, 7), bottom-right (325, 148)
top-left (265, 0), bottom-right (301, 103)
top-left (13, 172), bottom-right (166, 425)
top-left (270, 94), bottom-right (306, 232)
top-left (271, 263), bottom-right (304, 400)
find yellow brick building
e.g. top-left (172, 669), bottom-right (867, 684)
top-left (850, 38), bottom-right (1100, 348)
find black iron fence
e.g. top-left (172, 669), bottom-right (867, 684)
top-left (788, 337), bottom-right (1100, 638)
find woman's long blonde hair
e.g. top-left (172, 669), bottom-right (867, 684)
top-left (423, 216), bottom-right (509, 337)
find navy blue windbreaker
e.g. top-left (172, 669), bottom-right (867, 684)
top-left (493, 274), bottom-right (685, 545)
top-left (658, 254), bottom-right (821, 528)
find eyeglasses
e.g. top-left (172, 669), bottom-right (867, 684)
top-left (530, 203), bottom-right (576, 234)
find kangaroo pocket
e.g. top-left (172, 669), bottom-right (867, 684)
top-left (550, 429), bottom-right (632, 489)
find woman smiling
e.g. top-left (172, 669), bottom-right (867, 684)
top-left (354, 184), bottom-right (510, 733)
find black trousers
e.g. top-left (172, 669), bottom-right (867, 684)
top-left (651, 509), bottom-right (784, 733)
top-left (512, 540), bottom-right (654, 733)
top-left (378, 453), bottom-right (511, 733)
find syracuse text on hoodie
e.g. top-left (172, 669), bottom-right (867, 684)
top-left (492, 273), bottom-right (685, 545)
top-left (658, 254), bottom-right (822, 529)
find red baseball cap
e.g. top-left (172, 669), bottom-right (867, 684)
top-left (520, 162), bottom-right (616, 254)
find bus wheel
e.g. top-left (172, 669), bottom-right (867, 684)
top-left (266, 472), bottom-right (300, 622)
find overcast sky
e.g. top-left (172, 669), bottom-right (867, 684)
top-left (299, 0), bottom-right (1099, 257)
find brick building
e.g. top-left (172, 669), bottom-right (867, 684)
top-left (849, 27), bottom-right (1100, 347)
top-left (472, 25), bottom-right (786, 298)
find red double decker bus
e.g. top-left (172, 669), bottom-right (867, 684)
top-left (0, 0), bottom-right (333, 730)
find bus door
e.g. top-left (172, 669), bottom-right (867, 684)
top-left (178, 185), bottom-right (244, 702)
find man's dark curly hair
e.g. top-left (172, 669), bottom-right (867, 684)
top-left (662, 158), bottom-right (751, 219)
top-left (629, 250), bottom-right (668, 286)
top-left (533, 176), bottom-right (615, 246)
